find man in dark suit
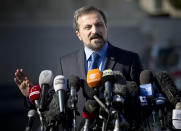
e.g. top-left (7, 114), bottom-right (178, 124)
top-left (14, 6), bottom-right (143, 130)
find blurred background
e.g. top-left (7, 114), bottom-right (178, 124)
top-left (0, 0), bottom-right (181, 130)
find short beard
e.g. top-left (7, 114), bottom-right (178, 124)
top-left (84, 39), bottom-right (107, 51)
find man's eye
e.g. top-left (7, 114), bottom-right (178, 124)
top-left (96, 23), bottom-right (104, 27)
top-left (84, 26), bottom-right (91, 30)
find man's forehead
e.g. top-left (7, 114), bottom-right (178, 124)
top-left (77, 12), bottom-right (104, 24)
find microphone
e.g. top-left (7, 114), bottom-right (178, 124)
top-left (140, 70), bottom-right (154, 85)
top-left (113, 71), bottom-right (127, 97)
top-left (139, 70), bottom-right (157, 126)
top-left (68, 75), bottom-right (81, 130)
top-left (25, 109), bottom-right (36, 131)
top-left (84, 99), bottom-right (99, 118)
top-left (87, 69), bottom-right (102, 88)
top-left (86, 69), bottom-right (102, 99)
top-left (112, 71), bottom-right (127, 108)
top-left (139, 70), bottom-right (154, 96)
top-left (53, 75), bottom-right (68, 113)
top-left (155, 71), bottom-right (180, 106)
top-left (29, 85), bottom-right (41, 108)
top-left (29, 85), bottom-right (44, 130)
top-left (68, 75), bottom-right (81, 109)
top-left (139, 70), bottom-right (155, 107)
top-left (82, 100), bottom-right (99, 131)
top-left (140, 70), bottom-right (169, 129)
top-left (112, 71), bottom-right (130, 130)
top-left (102, 69), bottom-right (115, 107)
top-left (39, 70), bottom-right (54, 111)
top-left (86, 69), bottom-right (109, 113)
top-left (43, 91), bottom-right (71, 131)
top-left (172, 102), bottom-right (181, 130)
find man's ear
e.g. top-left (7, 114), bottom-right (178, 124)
top-left (76, 31), bottom-right (82, 41)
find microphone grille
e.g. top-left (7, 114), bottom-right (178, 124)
top-left (39, 70), bottom-right (54, 87)
top-left (68, 75), bottom-right (81, 88)
top-left (27, 109), bottom-right (36, 117)
top-left (113, 71), bottom-right (127, 97)
top-left (140, 70), bottom-right (154, 85)
top-left (87, 69), bottom-right (102, 88)
top-left (85, 99), bottom-right (99, 113)
top-left (176, 102), bottom-right (181, 109)
top-left (54, 75), bottom-right (67, 92)
top-left (83, 83), bottom-right (98, 99)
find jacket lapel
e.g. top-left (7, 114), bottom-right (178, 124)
top-left (78, 47), bottom-right (86, 79)
top-left (103, 43), bottom-right (116, 70)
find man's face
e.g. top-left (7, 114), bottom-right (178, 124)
top-left (76, 12), bottom-right (107, 51)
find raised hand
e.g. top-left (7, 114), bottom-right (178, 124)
top-left (14, 69), bottom-right (33, 97)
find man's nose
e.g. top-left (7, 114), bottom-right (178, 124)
top-left (91, 25), bottom-right (98, 34)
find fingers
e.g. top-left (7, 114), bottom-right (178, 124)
top-left (14, 68), bottom-right (30, 83)
top-left (14, 69), bottom-right (32, 97)
top-left (20, 80), bottom-right (30, 97)
top-left (15, 69), bottom-right (26, 80)
top-left (14, 77), bottom-right (21, 87)
top-left (14, 69), bottom-right (33, 86)
top-left (23, 79), bottom-right (33, 88)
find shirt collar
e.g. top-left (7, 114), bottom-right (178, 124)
top-left (84, 42), bottom-right (108, 61)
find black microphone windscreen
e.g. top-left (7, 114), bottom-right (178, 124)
top-left (101, 69), bottom-right (115, 84)
top-left (140, 70), bottom-right (154, 85)
top-left (83, 83), bottom-right (98, 99)
top-left (84, 100), bottom-right (99, 114)
top-left (113, 71), bottom-right (127, 98)
top-left (102, 75), bottom-right (115, 84)
top-left (44, 93), bottom-right (61, 123)
top-left (155, 71), bottom-right (179, 106)
top-left (44, 92), bottom-right (73, 128)
top-left (126, 81), bottom-right (139, 97)
top-left (68, 75), bottom-right (81, 90)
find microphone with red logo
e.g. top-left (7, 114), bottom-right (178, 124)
top-left (29, 85), bottom-right (41, 107)
top-left (29, 85), bottom-right (44, 131)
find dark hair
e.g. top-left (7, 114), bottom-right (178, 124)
top-left (73, 5), bottom-right (107, 31)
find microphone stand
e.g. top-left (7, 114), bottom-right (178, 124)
top-left (70, 96), bottom-right (77, 131)
top-left (112, 95), bottom-right (129, 131)
top-left (155, 94), bottom-right (166, 130)
top-left (113, 111), bottom-right (120, 131)
top-left (34, 100), bottom-right (45, 131)
top-left (49, 121), bottom-right (59, 131)
top-left (93, 96), bottom-right (110, 131)
top-left (73, 110), bottom-right (77, 131)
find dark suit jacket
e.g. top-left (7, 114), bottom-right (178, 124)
top-left (59, 43), bottom-right (143, 129)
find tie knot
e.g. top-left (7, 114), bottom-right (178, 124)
top-left (91, 52), bottom-right (100, 61)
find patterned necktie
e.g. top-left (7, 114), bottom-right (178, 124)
top-left (89, 52), bottom-right (100, 70)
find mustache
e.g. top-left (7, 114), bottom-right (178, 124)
top-left (90, 34), bottom-right (103, 40)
